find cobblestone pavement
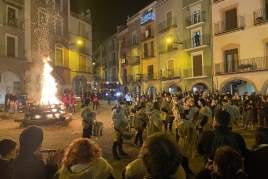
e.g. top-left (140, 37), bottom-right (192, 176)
top-left (0, 101), bottom-right (256, 179)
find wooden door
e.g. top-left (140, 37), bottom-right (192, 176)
top-left (193, 55), bottom-right (203, 76)
top-left (226, 8), bottom-right (237, 31)
top-left (168, 60), bottom-right (174, 78)
top-left (225, 49), bottom-right (238, 73)
top-left (147, 65), bottom-right (154, 80)
top-left (7, 36), bottom-right (15, 57)
top-left (166, 11), bottom-right (172, 27)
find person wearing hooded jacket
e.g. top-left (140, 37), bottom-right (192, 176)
top-left (111, 102), bottom-right (129, 160)
top-left (145, 102), bottom-right (163, 136)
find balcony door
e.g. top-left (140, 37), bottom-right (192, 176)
top-left (192, 9), bottom-right (201, 24)
top-left (226, 8), bottom-right (237, 31)
top-left (7, 7), bottom-right (16, 25)
top-left (225, 49), bottom-right (238, 73)
top-left (167, 59), bottom-right (174, 78)
top-left (266, 0), bottom-right (268, 19)
top-left (145, 24), bottom-right (151, 38)
top-left (7, 36), bottom-right (15, 57)
top-left (193, 55), bottom-right (203, 76)
top-left (167, 33), bottom-right (173, 50)
top-left (79, 22), bottom-right (85, 37)
top-left (147, 65), bottom-right (154, 80)
top-left (79, 55), bottom-right (86, 71)
top-left (166, 11), bottom-right (172, 27)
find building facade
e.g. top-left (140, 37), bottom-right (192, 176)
top-left (69, 10), bottom-right (92, 95)
top-left (212, 0), bottom-right (268, 95)
top-left (0, 0), bottom-right (27, 104)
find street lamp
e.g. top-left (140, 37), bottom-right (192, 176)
top-left (166, 37), bottom-right (182, 44)
top-left (69, 40), bottom-right (82, 45)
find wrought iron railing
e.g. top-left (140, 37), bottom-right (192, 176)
top-left (253, 8), bottom-right (268, 25)
top-left (77, 29), bottom-right (89, 39)
top-left (0, 45), bottom-right (25, 59)
top-left (159, 42), bottom-right (178, 54)
top-left (214, 15), bottom-right (244, 35)
top-left (142, 72), bottom-right (158, 81)
top-left (140, 29), bottom-right (154, 41)
top-left (109, 45), bottom-right (115, 52)
top-left (215, 56), bottom-right (268, 74)
top-left (160, 68), bottom-right (181, 79)
top-left (128, 56), bottom-right (140, 65)
top-left (142, 49), bottom-right (154, 59)
top-left (182, 66), bottom-right (211, 78)
top-left (158, 17), bottom-right (177, 33)
top-left (213, 0), bottom-right (224, 3)
top-left (78, 65), bottom-right (91, 73)
top-left (3, 15), bottom-right (25, 29)
top-left (183, 34), bottom-right (210, 50)
top-left (108, 59), bottom-right (116, 66)
top-left (126, 37), bottom-right (139, 47)
top-left (5, 0), bottom-right (24, 5)
top-left (185, 12), bottom-right (205, 27)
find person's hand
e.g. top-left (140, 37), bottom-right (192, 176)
top-left (47, 149), bottom-right (65, 167)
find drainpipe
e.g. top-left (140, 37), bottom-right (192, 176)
top-left (209, 0), bottom-right (214, 93)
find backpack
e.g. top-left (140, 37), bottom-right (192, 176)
top-left (210, 129), bottom-right (241, 159)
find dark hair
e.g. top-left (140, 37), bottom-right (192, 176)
top-left (139, 133), bottom-right (181, 179)
top-left (0, 139), bottom-right (17, 156)
top-left (263, 96), bottom-right (267, 101)
top-left (214, 110), bottom-right (230, 126)
top-left (180, 110), bottom-right (190, 119)
top-left (254, 127), bottom-right (268, 148)
top-left (19, 126), bottom-right (43, 154)
top-left (139, 102), bottom-right (146, 108)
top-left (152, 102), bottom-right (160, 110)
top-left (199, 98), bottom-right (206, 106)
top-left (214, 146), bottom-right (247, 179)
top-left (120, 101), bottom-right (125, 105)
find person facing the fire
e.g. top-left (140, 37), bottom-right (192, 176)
top-left (7, 92), bottom-right (18, 114)
top-left (81, 105), bottom-right (96, 139)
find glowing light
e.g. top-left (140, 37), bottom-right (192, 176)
top-left (77, 40), bottom-right (82, 45)
top-left (167, 38), bottom-right (171, 43)
top-left (40, 57), bottom-right (59, 105)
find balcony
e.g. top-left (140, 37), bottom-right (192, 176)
top-left (182, 66), bottom-right (211, 78)
top-left (108, 59), bottom-right (116, 67)
top-left (109, 75), bottom-right (117, 81)
top-left (213, 0), bottom-right (224, 3)
top-left (0, 45), bottom-right (25, 59)
top-left (140, 29), bottom-right (154, 41)
top-left (158, 17), bottom-right (177, 33)
top-left (128, 74), bottom-right (142, 82)
top-left (79, 47), bottom-right (91, 56)
top-left (102, 49), bottom-right (107, 56)
top-left (160, 68), bottom-right (181, 80)
top-left (77, 65), bottom-right (91, 73)
top-left (185, 12), bottom-right (206, 28)
top-left (3, 0), bottom-right (24, 6)
top-left (142, 49), bottom-right (154, 59)
top-left (142, 72), bottom-right (158, 81)
top-left (183, 34), bottom-right (210, 51)
top-left (253, 8), bottom-right (268, 25)
top-left (215, 56), bottom-right (268, 75)
top-left (77, 29), bottom-right (89, 39)
top-left (109, 45), bottom-right (115, 52)
top-left (128, 56), bottom-right (140, 66)
top-left (214, 15), bottom-right (244, 35)
top-left (126, 37), bottom-right (139, 47)
top-left (159, 42), bottom-right (178, 54)
top-left (3, 15), bottom-right (25, 30)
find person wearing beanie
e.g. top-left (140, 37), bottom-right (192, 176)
top-left (10, 126), bottom-right (64, 179)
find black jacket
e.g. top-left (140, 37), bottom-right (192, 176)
top-left (0, 158), bottom-right (13, 179)
top-left (10, 153), bottom-right (58, 179)
top-left (197, 126), bottom-right (249, 161)
top-left (244, 146), bottom-right (268, 179)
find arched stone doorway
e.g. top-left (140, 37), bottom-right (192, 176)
top-left (221, 79), bottom-right (255, 96)
top-left (146, 86), bottom-right (157, 100)
top-left (261, 80), bottom-right (268, 95)
top-left (163, 84), bottom-right (182, 95)
top-left (192, 83), bottom-right (210, 94)
top-left (0, 71), bottom-right (21, 104)
top-left (72, 76), bottom-right (87, 96)
top-left (132, 85), bottom-right (141, 96)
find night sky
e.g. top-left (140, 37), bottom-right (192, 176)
top-left (70, 0), bottom-right (155, 36)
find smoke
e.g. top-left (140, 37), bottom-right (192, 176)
top-left (25, 1), bottom-right (62, 103)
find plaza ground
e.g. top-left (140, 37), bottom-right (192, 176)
top-left (0, 100), bottom-right (256, 179)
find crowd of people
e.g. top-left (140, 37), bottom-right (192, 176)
top-left (1, 89), bottom-right (268, 179)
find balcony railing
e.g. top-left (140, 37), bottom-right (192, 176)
top-left (215, 56), bottom-right (268, 75)
top-left (183, 34), bottom-right (210, 50)
top-left (102, 49), bottom-right (107, 56)
top-left (253, 8), bottom-right (268, 25)
top-left (159, 42), bottom-right (178, 54)
top-left (142, 72), bottom-right (158, 81)
top-left (109, 45), bottom-right (115, 52)
top-left (158, 17), bottom-right (177, 33)
top-left (4, 0), bottom-right (24, 6)
top-left (79, 47), bottom-right (91, 56)
top-left (0, 45), bottom-right (25, 59)
top-left (142, 49), bottom-right (154, 59)
top-left (128, 74), bottom-right (143, 82)
top-left (3, 15), bottom-right (25, 30)
top-left (108, 59), bottom-right (116, 66)
top-left (214, 15), bottom-right (244, 35)
top-left (213, 0), bottom-right (224, 3)
top-left (140, 29), bottom-right (154, 41)
top-left (77, 29), bottom-right (89, 39)
top-left (185, 12), bottom-right (205, 27)
top-left (109, 75), bottom-right (117, 81)
top-left (182, 66), bottom-right (211, 78)
top-left (77, 65), bottom-right (91, 73)
top-left (126, 37), bottom-right (139, 47)
top-left (160, 68), bottom-right (181, 80)
top-left (128, 56), bottom-right (140, 65)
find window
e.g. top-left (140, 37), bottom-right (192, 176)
top-left (55, 46), bottom-right (63, 66)
top-left (225, 8), bottom-right (237, 31)
top-left (55, 19), bottom-right (63, 35)
top-left (192, 9), bottom-right (201, 24)
top-left (191, 28), bottom-right (202, 47)
top-left (132, 32), bottom-right (137, 44)
top-left (167, 59), bottom-right (174, 78)
top-left (225, 49), bottom-right (238, 73)
top-left (79, 55), bottom-right (86, 71)
top-left (147, 65), bottom-right (154, 79)
top-left (166, 33), bottom-right (173, 50)
top-left (7, 7), bottom-right (16, 26)
top-left (266, 43), bottom-right (268, 56)
top-left (79, 22), bottom-right (85, 37)
top-left (79, 39), bottom-right (85, 53)
top-left (193, 55), bottom-right (203, 76)
top-left (145, 24), bottom-right (151, 37)
top-left (166, 10), bottom-right (172, 26)
top-left (39, 10), bottom-right (47, 25)
top-left (7, 36), bottom-right (16, 57)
